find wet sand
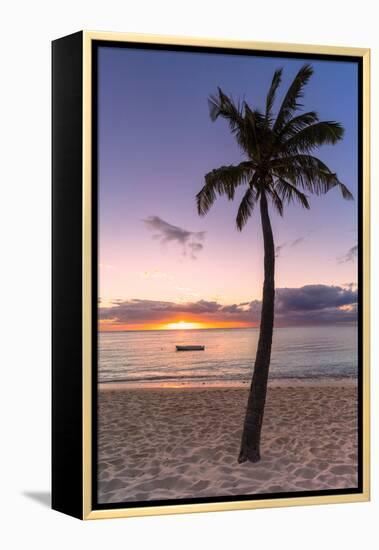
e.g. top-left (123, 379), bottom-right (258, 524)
top-left (97, 382), bottom-right (358, 503)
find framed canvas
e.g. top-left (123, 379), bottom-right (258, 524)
top-left (52, 31), bottom-right (370, 520)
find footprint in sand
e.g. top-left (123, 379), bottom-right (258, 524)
top-left (329, 465), bottom-right (356, 475)
top-left (246, 468), bottom-right (272, 481)
top-left (293, 467), bottom-right (318, 479)
top-left (100, 478), bottom-right (126, 493)
top-left (264, 484), bottom-right (286, 493)
top-left (191, 480), bottom-right (210, 491)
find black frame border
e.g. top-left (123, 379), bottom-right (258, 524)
top-left (52, 31), bottom-right (84, 519)
top-left (91, 40), bottom-right (364, 512)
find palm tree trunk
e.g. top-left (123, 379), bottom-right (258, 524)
top-left (238, 190), bottom-right (275, 463)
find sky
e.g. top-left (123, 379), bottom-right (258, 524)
top-left (97, 45), bottom-right (359, 331)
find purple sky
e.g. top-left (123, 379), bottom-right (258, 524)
top-left (97, 45), bottom-right (358, 329)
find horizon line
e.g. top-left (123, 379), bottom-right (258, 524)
top-left (99, 323), bottom-right (358, 333)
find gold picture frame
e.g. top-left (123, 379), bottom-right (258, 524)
top-left (52, 31), bottom-right (370, 520)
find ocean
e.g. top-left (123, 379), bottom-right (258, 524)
top-left (98, 325), bottom-right (358, 387)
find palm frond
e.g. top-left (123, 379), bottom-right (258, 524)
top-left (275, 111), bottom-right (319, 143)
top-left (208, 88), bottom-right (258, 158)
top-left (265, 68), bottom-right (283, 121)
top-left (274, 178), bottom-right (310, 209)
top-left (272, 154), bottom-right (353, 200)
top-left (268, 187), bottom-right (284, 216)
top-left (273, 64), bottom-right (314, 134)
top-left (208, 87), bottom-right (243, 125)
top-left (244, 103), bottom-right (266, 128)
top-left (243, 103), bottom-right (267, 160)
top-left (197, 162), bottom-right (253, 216)
top-left (279, 121), bottom-right (344, 155)
top-left (236, 186), bottom-right (258, 230)
top-left (335, 181), bottom-right (354, 200)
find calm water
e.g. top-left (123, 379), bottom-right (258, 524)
top-left (98, 326), bottom-right (358, 386)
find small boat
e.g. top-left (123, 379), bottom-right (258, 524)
top-left (176, 345), bottom-right (205, 351)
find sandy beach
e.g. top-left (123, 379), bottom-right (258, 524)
top-left (97, 381), bottom-right (358, 504)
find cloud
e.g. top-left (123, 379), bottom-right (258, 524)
top-left (99, 284), bottom-right (358, 327)
top-left (274, 285), bottom-right (358, 324)
top-left (99, 298), bottom-right (221, 324)
top-left (338, 244), bottom-right (358, 264)
top-left (275, 235), bottom-right (307, 258)
top-left (342, 282), bottom-right (357, 291)
top-left (275, 243), bottom-right (287, 258)
top-left (187, 242), bottom-right (204, 260)
top-left (275, 285), bottom-right (357, 312)
top-left (143, 216), bottom-right (206, 259)
top-left (290, 237), bottom-right (305, 247)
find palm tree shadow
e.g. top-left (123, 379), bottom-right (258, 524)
top-left (23, 491), bottom-right (51, 508)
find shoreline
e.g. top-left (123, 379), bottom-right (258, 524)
top-left (98, 376), bottom-right (358, 391)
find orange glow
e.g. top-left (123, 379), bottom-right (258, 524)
top-left (338, 304), bottom-right (354, 312)
top-left (99, 319), bottom-right (256, 332)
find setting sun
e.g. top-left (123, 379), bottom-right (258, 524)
top-left (164, 320), bottom-right (201, 330)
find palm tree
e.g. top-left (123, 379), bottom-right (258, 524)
top-left (196, 64), bottom-right (353, 464)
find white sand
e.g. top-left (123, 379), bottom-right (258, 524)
top-left (97, 382), bottom-right (358, 503)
